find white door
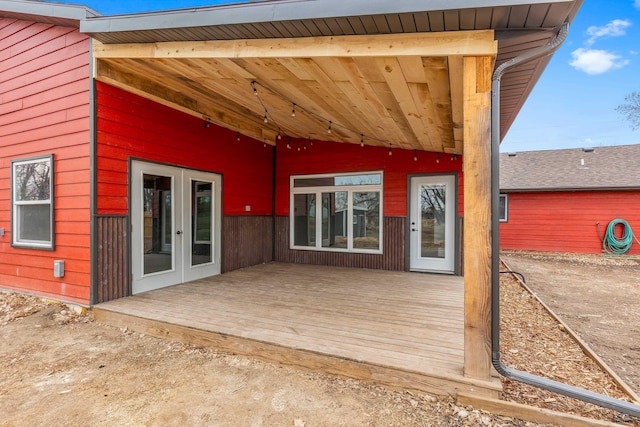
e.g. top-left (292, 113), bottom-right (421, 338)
top-left (131, 161), bottom-right (222, 294)
top-left (409, 175), bottom-right (456, 273)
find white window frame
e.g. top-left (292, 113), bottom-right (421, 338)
top-left (290, 171), bottom-right (383, 254)
top-left (499, 194), bottom-right (508, 222)
top-left (12, 154), bottom-right (55, 250)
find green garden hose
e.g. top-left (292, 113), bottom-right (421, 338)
top-left (601, 218), bottom-right (640, 255)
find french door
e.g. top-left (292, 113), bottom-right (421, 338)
top-left (131, 161), bottom-right (222, 294)
top-left (409, 175), bottom-right (456, 273)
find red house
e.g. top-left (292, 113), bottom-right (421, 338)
top-left (500, 145), bottom-right (640, 255)
top-left (1, 0), bottom-right (585, 400)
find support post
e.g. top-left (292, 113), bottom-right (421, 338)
top-left (463, 56), bottom-right (494, 382)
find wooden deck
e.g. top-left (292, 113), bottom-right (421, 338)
top-left (93, 263), bottom-right (501, 397)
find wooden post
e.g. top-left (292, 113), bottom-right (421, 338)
top-left (463, 56), bottom-right (494, 382)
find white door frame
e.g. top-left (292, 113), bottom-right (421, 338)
top-left (409, 174), bottom-right (456, 273)
top-left (131, 161), bottom-right (222, 294)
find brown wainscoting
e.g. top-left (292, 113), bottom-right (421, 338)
top-left (275, 216), bottom-right (405, 271)
top-left (223, 215), bottom-right (273, 273)
top-left (96, 215), bottom-right (130, 303)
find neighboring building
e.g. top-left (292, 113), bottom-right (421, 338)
top-left (1, 0), bottom-right (583, 392)
top-left (500, 145), bottom-right (640, 255)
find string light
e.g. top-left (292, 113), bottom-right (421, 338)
top-left (236, 132), bottom-right (240, 142)
top-left (250, 80), bottom-right (392, 150)
top-left (203, 118), bottom-right (211, 128)
top-left (388, 144), bottom-right (393, 156)
top-left (451, 154), bottom-right (458, 161)
top-left (277, 128), bottom-right (282, 140)
top-left (286, 139), bottom-right (291, 149)
top-left (436, 155), bottom-right (440, 164)
top-left (414, 151), bottom-right (418, 162)
top-left (297, 143), bottom-right (301, 152)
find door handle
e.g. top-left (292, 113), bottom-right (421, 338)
top-left (176, 230), bottom-right (183, 235)
top-left (411, 229), bottom-right (417, 232)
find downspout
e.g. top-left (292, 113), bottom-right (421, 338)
top-left (491, 22), bottom-right (640, 417)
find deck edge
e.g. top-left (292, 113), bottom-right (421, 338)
top-left (93, 306), bottom-right (501, 398)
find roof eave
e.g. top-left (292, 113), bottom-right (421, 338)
top-left (0, 0), bottom-right (100, 27)
top-left (80, 0), bottom-right (571, 34)
top-left (501, 187), bottom-right (640, 193)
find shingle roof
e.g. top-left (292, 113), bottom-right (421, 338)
top-left (500, 144), bottom-right (640, 191)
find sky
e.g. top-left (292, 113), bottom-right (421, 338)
top-left (49, 0), bottom-right (640, 152)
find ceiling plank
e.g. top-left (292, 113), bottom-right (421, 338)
top-left (335, 57), bottom-right (408, 144)
top-left (92, 30), bottom-right (497, 152)
top-left (376, 57), bottom-right (432, 150)
top-left (352, 56), bottom-right (420, 149)
top-left (96, 59), bottom-right (278, 143)
top-left (93, 31), bottom-right (497, 59)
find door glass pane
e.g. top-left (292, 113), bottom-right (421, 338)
top-left (192, 181), bottom-right (212, 266)
top-left (321, 191), bottom-right (347, 249)
top-left (143, 174), bottom-right (173, 274)
top-left (353, 191), bottom-right (380, 250)
top-left (420, 184), bottom-right (446, 258)
top-left (293, 194), bottom-right (316, 246)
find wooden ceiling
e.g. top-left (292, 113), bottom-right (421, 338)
top-left (93, 31), bottom-right (497, 153)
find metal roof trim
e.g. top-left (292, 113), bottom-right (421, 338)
top-left (80, 0), bottom-right (572, 34)
top-left (0, 0), bottom-right (100, 23)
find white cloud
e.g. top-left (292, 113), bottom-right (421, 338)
top-left (586, 19), bottom-right (632, 45)
top-left (569, 48), bottom-right (629, 74)
top-left (635, 0), bottom-right (640, 10)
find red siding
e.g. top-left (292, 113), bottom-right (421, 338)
top-left (0, 19), bottom-right (91, 304)
top-left (95, 82), bottom-right (273, 215)
top-left (500, 191), bottom-right (640, 255)
top-left (275, 140), bottom-right (464, 216)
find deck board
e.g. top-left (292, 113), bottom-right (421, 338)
top-left (94, 262), bottom-right (501, 396)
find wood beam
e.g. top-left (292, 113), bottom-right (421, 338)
top-left (462, 55), bottom-right (494, 383)
top-left (93, 31), bottom-right (497, 60)
top-left (95, 59), bottom-right (274, 143)
top-left (448, 55), bottom-right (464, 154)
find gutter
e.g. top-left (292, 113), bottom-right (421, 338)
top-left (491, 22), bottom-right (640, 418)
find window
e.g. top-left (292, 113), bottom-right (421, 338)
top-left (12, 155), bottom-right (54, 249)
top-left (290, 172), bottom-right (383, 253)
top-left (499, 194), bottom-right (508, 222)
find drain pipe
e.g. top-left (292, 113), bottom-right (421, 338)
top-left (491, 22), bottom-right (640, 418)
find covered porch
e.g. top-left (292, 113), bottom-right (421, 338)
top-left (94, 262), bottom-right (500, 397)
top-left (83, 0), bottom-right (581, 398)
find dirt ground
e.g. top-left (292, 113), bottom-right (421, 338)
top-left (0, 295), bottom-right (538, 427)
top-left (1, 252), bottom-right (639, 426)
top-left (501, 251), bottom-right (640, 395)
